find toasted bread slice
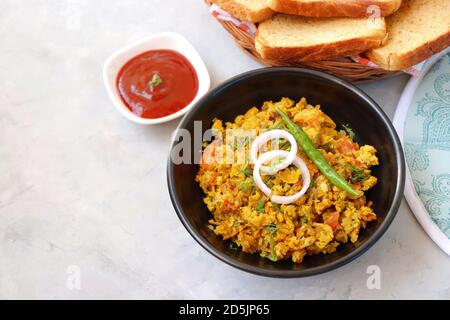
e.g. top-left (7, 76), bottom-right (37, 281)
top-left (268, 0), bottom-right (402, 18)
top-left (256, 14), bottom-right (387, 62)
top-left (367, 0), bottom-right (450, 70)
top-left (210, 0), bottom-right (274, 22)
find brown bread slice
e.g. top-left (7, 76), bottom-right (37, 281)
top-left (210, 0), bottom-right (274, 22)
top-left (367, 0), bottom-right (450, 70)
top-left (256, 14), bottom-right (387, 61)
top-left (268, 0), bottom-right (402, 18)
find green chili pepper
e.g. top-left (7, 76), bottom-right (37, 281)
top-left (276, 108), bottom-right (361, 198)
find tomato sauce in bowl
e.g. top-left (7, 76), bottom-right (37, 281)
top-left (116, 50), bottom-right (199, 119)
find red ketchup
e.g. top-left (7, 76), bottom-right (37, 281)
top-left (117, 50), bottom-right (199, 119)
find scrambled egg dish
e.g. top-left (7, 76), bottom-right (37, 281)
top-left (196, 98), bottom-right (379, 263)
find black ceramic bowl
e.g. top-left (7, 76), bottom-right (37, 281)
top-left (167, 68), bottom-right (405, 278)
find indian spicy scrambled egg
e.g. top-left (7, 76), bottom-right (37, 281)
top-left (196, 98), bottom-right (379, 263)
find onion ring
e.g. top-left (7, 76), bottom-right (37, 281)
top-left (250, 130), bottom-right (298, 175)
top-left (253, 150), bottom-right (311, 205)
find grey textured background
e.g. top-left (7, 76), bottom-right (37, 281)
top-left (0, 0), bottom-right (449, 299)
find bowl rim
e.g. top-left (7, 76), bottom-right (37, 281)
top-left (167, 67), bottom-right (405, 278)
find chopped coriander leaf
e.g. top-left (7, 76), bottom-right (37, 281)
top-left (256, 200), bottom-right (266, 212)
top-left (349, 164), bottom-right (370, 183)
top-left (268, 121), bottom-right (286, 130)
top-left (276, 139), bottom-right (291, 151)
top-left (264, 176), bottom-right (274, 187)
top-left (342, 124), bottom-right (356, 140)
top-left (323, 142), bottom-right (334, 152)
top-left (300, 215), bottom-right (309, 223)
top-left (266, 223), bottom-right (278, 236)
top-left (265, 227), bottom-right (279, 261)
top-left (270, 203), bottom-right (280, 211)
top-left (337, 193), bottom-right (345, 201)
top-left (148, 73), bottom-right (163, 89)
top-left (267, 252), bottom-right (279, 262)
top-left (267, 157), bottom-right (284, 174)
top-left (307, 179), bottom-right (316, 192)
top-left (229, 241), bottom-right (239, 251)
top-left (239, 179), bottom-right (255, 191)
top-left (234, 136), bottom-right (249, 149)
top-left (240, 165), bottom-right (253, 177)
top-left (233, 220), bottom-right (241, 227)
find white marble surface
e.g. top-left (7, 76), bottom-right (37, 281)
top-left (0, 0), bottom-right (449, 300)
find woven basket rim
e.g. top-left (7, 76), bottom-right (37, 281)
top-left (204, 0), bottom-right (403, 83)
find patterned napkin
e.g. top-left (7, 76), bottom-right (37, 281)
top-left (403, 53), bottom-right (450, 238)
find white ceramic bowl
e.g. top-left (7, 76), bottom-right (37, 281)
top-left (103, 32), bottom-right (210, 125)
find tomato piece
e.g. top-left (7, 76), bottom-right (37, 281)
top-left (337, 136), bottom-right (358, 154)
top-left (323, 211), bottom-right (340, 231)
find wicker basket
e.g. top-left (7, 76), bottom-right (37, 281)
top-left (205, 0), bottom-right (402, 83)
